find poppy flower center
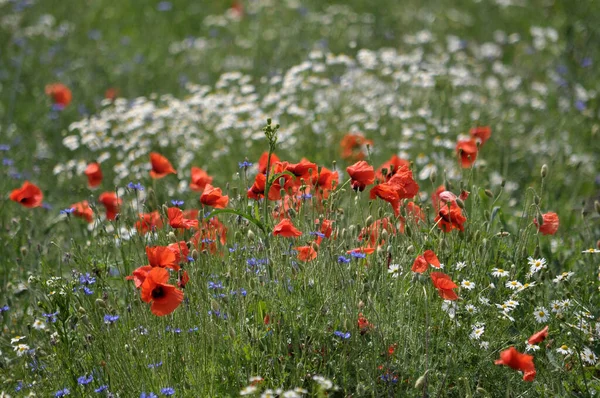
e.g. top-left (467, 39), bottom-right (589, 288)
top-left (152, 286), bottom-right (165, 299)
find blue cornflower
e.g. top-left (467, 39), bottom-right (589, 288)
top-left (208, 281), bottom-right (223, 290)
top-left (334, 331), bottom-right (351, 339)
top-left (148, 361), bottom-right (163, 369)
top-left (299, 193), bottom-right (312, 200)
top-left (95, 385), bottom-right (108, 393)
top-left (43, 311), bottom-right (58, 322)
top-left (188, 326), bottom-right (199, 332)
top-left (60, 207), bottom-right (75, 215)
top-left (310, 231), bottom-right (325, 238)
top-left (161, 387), bottom-right (175, 396)
top-left (575, 100), bottom-right (586, 111)
top-left (0, 144), bottom-right (10, 151)
top-left (103, 314), bottom-right (119, 324)
top-left (140, 393), bottom-right (158, 398)
top-left (238, 160), bottom-right (253, 169)
top-left (170, 199), bottom-right (184, 206)
top-left (81, 286), bottom-right (94, 295)
top-left (3, 158), bottom-right (14, 166)
top-left (127, 182), bottom-right (144, 191)
top-left (337, 256), bottom-right (351, 263)
top-left (581, 57), bottom-right (593, 68)
top-left (79, 273), bottom-right (96, 285)
top-left (55, 388), bottom-right (70, 397)
top-left (350, 251), bottom-right (366, 259)
top-left (77, 374), bottom-right (93, 385)
top-left (42, 202), bottom-right (53, 210)
top-left (15, 381), bottom-right (23, 392)
top-left (157, 1), bottom-right (172, 11)
top-left (0, 305), bottom-right (9, 313)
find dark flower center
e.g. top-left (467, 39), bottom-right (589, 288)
top-left (152, 286), bottom-right (165, 299)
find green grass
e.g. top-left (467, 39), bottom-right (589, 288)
top-left (1, 0), bottom-right (599, 396)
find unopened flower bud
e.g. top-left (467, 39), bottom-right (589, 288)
top-left (406, 245), bottom-right (414, 254)
top-left (456, 198), bottom-right (465, 209)
top-left (161, 204), bottom-right (169, 215)
top-left (365, 215), bottom-right (373, 227)
top-left (228, 327), bottom-right (236, 339)
top-left (536, 213), bottom-right (544, 226)
top-left (484, 189), bottom-right (494, 198)
top-left (95, 299), bottom-right (107, 308)
top-left (541, 164), bottom-right (548, 178)
top-left (429, 169), bottom-right (437, 184)
top-left (191, 249), bottom-right (199, 260)
top-left (311, 241), bottom-right (319, 252)
top-left (414, 371), bottom-right (429, 389)
top-left (168, 232), bottom-right (177, 243)
top-left (358, 300), bottom-right (365, 310)
top-left (247, 229), bottom-right (256, 241)
top-left (533, 195), bottom-right (540, 205)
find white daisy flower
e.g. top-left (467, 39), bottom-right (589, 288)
top-left (550, 300), bottom-right (563, 313)
top-left (32, 319), bottom-right (46, 330)
top-left (454, 261), bottom-right (467, 270)
top-left (464, 304), bottom-right (478, 314)
top-left (491, 268), bottom-right (509, 277)
top-left (533, 307), bottom-right (550, 323)
top-left (525, 343), bottom-right (540, 352)
top-left (388, 264), bottom-right (401, 277)
top-left (470, 324), bottom-right (485, 340)
top-left (479, 341), bottom-right (490, 350)
top-left (556, 344), bottom-right (573, 355)
top-left (528, 257), bottom-right (547, 274)
top-left (13, 344), bottom-right (30, 357)
top-left (582, 248), bottom-right (600, 253)
top-left (517, 281), bottom-right (536, 292)
top-left (461, 280), bottom-right (475, 290)
top-left (240, 385), bottom-right (258, 396)
top-left (10, 336), bottom-right (25, 344)
top-left (505, 280), bottom-right (523, 290)
top-left (553, 272), bottom-right (574, 283)
top-left (581, 347), bottom-right (598, 365)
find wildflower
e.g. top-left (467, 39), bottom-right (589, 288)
top-left (470, 126), bottom-right (492, 146)
top-left (528, 325), bottom-right (549, 345)
top-left (494, 347), bottom-right (536, 381)
top-left (461, 280), bottom-right (475, 290)
top-left (346, 161), bottom-right (375, 191)
top-left (505, 280), bottom-right (523, 290)
top-left (70, 200), bottom-right (94, 223)
top-left (388, 264), bottom-right (401, 277)
top-left (13, 344), bottom-right (30, 357)
top-left (54, 388), bottom-right (70, 397)
top-left (0, 305), bottom-right (9, 313)
top-left (553, 271), bottom-right (574, 283)
top-left (98, 192), bottom-right (121, 220)
top-left (333, 331), bottom-right (351, 339)
top-left (338, 256), bottom-right (350, 263)
top-left (464, 304), bottom-right (478, 314)
top-left (273, 219), bottom-right (302, 237)
top-left (470, 324), bottom-right (485, 340)
top-left (32, 319), bottom-right (46, 330)
top-left (491, 268), bottom-right (509, 277)
top-left (582, 248), bottom-right (600, 253)
top-left (149, 152), bottom-right (176, 179)
top-left (454, 261), bottom-right (467, 270)
top-left (375, 154), bottom-right (410, 181)
top-left (286, 158), bottom-right (317, 180)
top-left (95, 385), bottom-right (108, 393)
top-left (9, 181), bottom-right (44, 208)
top-left (456, 138), bottom-right (478, 168)
top-left (357, 313), bottom-right (373, 334)
top-left (238, 160), bottom-right (253, 169)
top-left (311, 167), bottom-right (338, 198)
top-left (435, 201), bottom-right (467, 232)
top-left (313, 375), bottom-right (334, 390)
top-left (45, 83), bottom-right (72, 108)
top-left (160, 387), bottom-right (175, 396)
top-left (103, 314), bottom-right (119, 324)
top-left (430, 272), bottom-right (458, 300)
top-left (167, 207), bottom-right (198, 229)
top-left (104, 87), bottom-right (118, 100)
top-left (534, 212), bottom-right (559, 235)
top-left (258, 151), bottom-right (280, 174)
top-left (190, 167), bottom-right (213, 192)
top-left (240, 385), bottom-right (258, 396)
top-left (525, 343), bottom-right (540, 352)
top-left (43, 311), bottom-right (58, 323)
top-left (528, 257), bottom-right (547, 274)
top-left (411, 250), bottom-right (441, 273)
top-left (127, 182), bottom-right (144, 191)
top-left (200, 184), bottom-right (229, 208)
top-left (581, 347), bottom-right (598, 365)
top-left (294, 246), bottom-right (317, 262)
top-left (77, 374), bottom-right (93, 385)
top-left (140, 267), bottom-right (184, 316)
top-left (247, 173), bottom-right (267, 200)
top-left (135, 212), bottom-right (164, 234)
top-left (140, 393), bottom-right (158, 398)
top-left (11, 336), bottom-right (26, 344)
top-left (340, 133), bottom-right (372, 162)
top-left (556, 345), bottom-right (572, 355)
top-left (84, 162), bottom-right (103, 188)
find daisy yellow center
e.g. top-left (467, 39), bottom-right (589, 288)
top-left (560, 345), bottom-right (568, 350)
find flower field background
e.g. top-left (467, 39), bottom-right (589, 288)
top-left (1, 0), bottom-right (600, 396)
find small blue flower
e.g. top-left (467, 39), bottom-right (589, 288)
top-left (161, 387), bottom-right (175, 396)
top-left (170, 199), bottom-right (184, 206)
top-left (81, 286), bottom-right (94, 295)
top-left (95, 385), bottom-right (108, 393)
top-left (79, 273), bottom-right (96, 285)
top-left (333, 331), bottom-right (351, 339)
top-left (310, 231), bottom-right (325, 238)
top-left (157, 1), bottom-right (172, 11)
top-left (0, 144), bottom-right (10, 151)
top-left (77, 374), bottom-right (93, 385)
top-left (208, 281), bottom-right (223, 290)
top-left (238, 160), bottom-right (253, 169)
top-left (337, 256), bottom-right (351, 263)
top-left (148, 361), bottom-right (163, 369)
top-left (60, 207), bottom-right (75, 215)
top-left (15, 381), bottom-right (23, 392)
top-left (55, 388), bottom-right (70, 397)
top-left (140, 393), bottom-right (158, 398)
top-left (187, 256), bottom-right (194, 262)
top-left (575, 100), bottom-right (586, 111)
top-left (581, 57), bottom-right (593, 68)
top-left (188, 326), bottom-right (199, 332)
top-left (0, 305), bottom-right (9, 313)
top-left (103, 314), bottom-right (120, 324)
top-left (350, 251), bottom-right (366, 259)
top-left (3, 158), bottom-right (14, 166)
top-left (127, 182), bottom-right (144, 191)
top-left (299, 193), bottom-right (312, 200)
top-left (43, 311), bottom-right (58, 322)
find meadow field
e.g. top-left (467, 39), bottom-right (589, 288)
top-left (1, 0), bottom-right (599, 396)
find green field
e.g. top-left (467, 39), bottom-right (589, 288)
top-left (1, 0), bottom-right (599, 396)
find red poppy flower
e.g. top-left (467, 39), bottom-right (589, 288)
top-left (267, 162), bottom-right (297, 200)
top-left (470, 126), bottom-right (491, 146)
top-left (98, 192), bottom-right (121, 220)
top-left (273, 218), bottom-right (302, 237)
top-left (347, 247), bottom-right (376, 255)
top-left (357, 312), bottom-right (373, 335)
top-left (340, 133), bottom-right (373, 162)
top-left (45, 83), bottom-right (72, 108)
top-left (135, 211), bottom-right (164, 234)
top-left (370, 183), bottom-right (400, 215)
top-left (200, 184), bottom-right (229, 208)
top-left (534, 212), bottom-right (559, 235)
top-left (430, 272), bottom-right (458, 300)
top-left (140, 267), bottom-right (184, 316)
top-left (431, 185), bottom-right (446, 210)
top-left (247, 172), bottom-right (267, 200)
top-left (190, 167), bottom-right (213, 192)
top-left (376, 155), bottom-right (411, 181)
top-left (399, 202), bottom-right (425, 232)
top-left (258, 152), bottom-right (280, 174)
top-left (528, 325), bottom-right (549, 345)
top-left (311, 166), bottom-right (339, 199)
top-left (168, 241), bottom-right (190, 263)
top-left (167, 207), bottom-right (199, 229)
top-left (358, 218), bottom-right (396, 247)
top-left (314, 218), bottom-right (335, 244)
top-left (387, 166), bottom-right (419, 199)
top-left (346, 161), bottom-right (375, 191)
top-left (71, 200), bottom-right (94, 223)
top-left (411, 250), bottom-right (441, 273)
top-left (149, 152), bottom-right (176, 179)
top-left (494, 347), bottom-right (536, 382)
top-left (295, 245), bottom-right (317, 261)
top-left (435, 202), bottom-right (467, 232)
top-left (9, 181), bottom-right (43, 208)
top-left (456, 138), bottom-right (478, 168)
top-left (146, 245), bottom-right (179, 270)
top-left (104, 88), bottom-right (119, 100)
top-left (125, 265), bottom-right (153, 288)
top-left (84, 162), bottom-right (103, 188)
top-left (286, 158), bottom-right (317, 180)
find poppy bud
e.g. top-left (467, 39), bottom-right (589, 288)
top-left (348, 225), bottom-right (355, 235)
top-left (534, 195), bottom-right (540, 205)
top-left (279, 188), bottom-right (286, 199)
top-left (191, 249), bottom-right (199, 260)
top-left (358, 300), bottom-right (365, 309)
top-left (168, 231), bottom-right (177, 243)
top-left (536, 213), bottom-right (544, 226)
top-left (228, 327), bottom-right (236, 339)
top-left (343, 319), bottom-right (348, 330)
top-left (210, 299), bottom-right (220, 312)
top-left (377, 207), bottom-right (384, 218)
top-left (95, 299), bottom-right (106, 308)
top-left (20, 246), bottom-right (28, 256)
top-left (456, 198), bottom-right (465, 209)
top-left (541, 164), bottom-right (548, 178)
top-left (484, 189), bottom-right (494, 198)
top-left (386, 245), bottom-right (392, 253)
top-left (340, 228), bottom-right (346, 239)
top-left (405, 224), bottom-right (412, 237)
top-left (81, 315), bottom-right (90, 326)
top-left (278, 177), bottom-right (286, 187)
top-left (311, 241), bottom-right (319, 252)
top-left (429, 169), bottom-right (437, 183)
top-left (594, 200), bottom-right (600, 215)
top-left (414, 370), bottom-right (429, 389)
top-left (439, 237), bottom-right (446, 251)
top-left (161, 204), bottom-right (169, 215)
top-left (78, 306), bottom-right (87, 314)
top-left (482, 238), bottom-right (487, 249)
top-left (406, 245), bottom-right (414, 254)
top-left (365, 216), bottom-right (373, 227)
top-left (247, 229), bottom-right (256, 241)
top-left (381, 229), bottom-right (389, 240)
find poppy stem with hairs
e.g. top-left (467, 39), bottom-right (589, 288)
top-left (263, 118), bottom-right (280, 279)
